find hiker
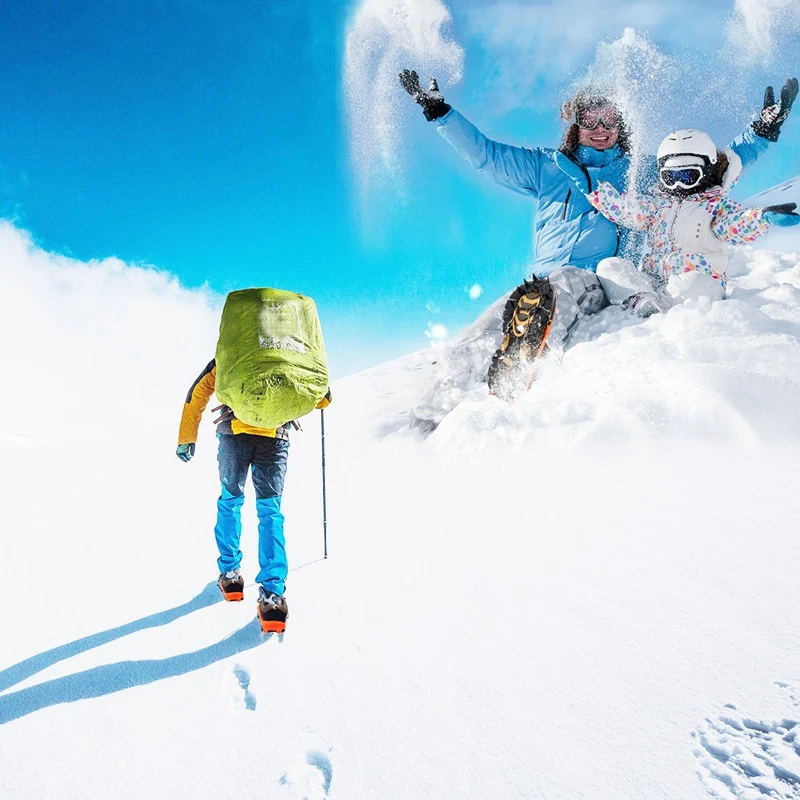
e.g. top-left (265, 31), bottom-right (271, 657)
top-left (177, 289), bottom-right (331, 634)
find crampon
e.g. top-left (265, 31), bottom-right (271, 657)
top-left (487, 278), bottom-right (557, 402)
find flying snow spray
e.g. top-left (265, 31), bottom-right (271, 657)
top-left (344, 0), bottom-right (463, 218)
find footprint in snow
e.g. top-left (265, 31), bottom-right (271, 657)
top-left (693, 684), bottom-right (800, 799)
top-left (279, 750), bottom-right (333, 799)
top-left (220, 663), bottom-right (256, 711)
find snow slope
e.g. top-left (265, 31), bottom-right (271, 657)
top-left (748, 174), bottom-right (800, 208)
top-left (747, 175), bottom-right (800, 258)
top-left (2, 223), bottom-right (800, 799)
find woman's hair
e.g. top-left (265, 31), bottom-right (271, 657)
top-left (558, 92), bottom-right (632, 155)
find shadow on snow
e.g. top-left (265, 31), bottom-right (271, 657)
top-left (0, 581), bottom-right (267, 725)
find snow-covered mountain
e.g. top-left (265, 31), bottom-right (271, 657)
top-left (2, 221), bottom-right (800, 799)
top-left (747, 174), bottom-right (800, 208)
top-left (747, 176), bottom-right (800, 257)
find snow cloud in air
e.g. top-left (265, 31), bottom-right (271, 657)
top-left (344, 0), bottom-right (464, 215)
top-left (425, 321), bottom-right (449, 341)
top-left (724, 0), bottom-right (800, 66)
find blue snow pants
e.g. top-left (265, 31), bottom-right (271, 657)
top-left (214, 433), bottom-right (289, 595)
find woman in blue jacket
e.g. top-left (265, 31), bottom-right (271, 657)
top-left (399, 71), bottom-right (797, 405)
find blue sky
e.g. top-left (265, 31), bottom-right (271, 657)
top-left (2, 0), bottom-right (799, 376)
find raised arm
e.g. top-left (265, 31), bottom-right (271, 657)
top-left (435, 110), bottom-right (543, 195)
top-left (729, 78), bottom-right (798, 168)
top-left (399, 69), bottom-right (543, 197)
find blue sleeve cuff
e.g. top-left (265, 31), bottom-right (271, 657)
top-left (729, 125), bottom-right (771, 168)
top-left (434, 107), bottom-right (456, 127)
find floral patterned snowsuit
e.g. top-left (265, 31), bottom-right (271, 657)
top-left (587, 182), bottom-right (770, 290)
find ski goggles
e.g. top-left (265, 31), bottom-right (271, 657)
top-left (576, 107), bottom-right (620, 130)
top-left (659, 166), bottom-right (704, 189)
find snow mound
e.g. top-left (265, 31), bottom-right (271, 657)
top-left (357, 245), bottom-right (800, 454)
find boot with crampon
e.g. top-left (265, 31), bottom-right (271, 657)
top-left (257, 586), bottom-right (288, 634)
top-left (487, 278), bottom-right (557, 402)
top-left (217, 569), bottom-right (245, 602)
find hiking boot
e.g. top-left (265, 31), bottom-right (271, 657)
top-left (487, 277), bottom-right (557, 402)
top-left (625, 292), bottom-right (664, 319)
top-left (257, 586), bottom-right (288, 634)
top-left (217, 569), bottom-right (245, 602)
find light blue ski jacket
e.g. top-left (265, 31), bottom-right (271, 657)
top-left (435, 109), bottom-right (771, 278)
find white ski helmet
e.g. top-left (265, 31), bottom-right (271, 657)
top-left (657, 129), bottom-right (718, 167)
top-left (657, 129), bottom-right (718, 193)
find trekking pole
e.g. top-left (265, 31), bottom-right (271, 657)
top-left (321, 408), bottom-right (328, 559)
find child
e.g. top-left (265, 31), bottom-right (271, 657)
top-left (555, 128), bottom-right (800, 313)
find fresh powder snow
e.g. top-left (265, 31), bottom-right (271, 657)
top-left (1, 215), bottom-right (800, 799)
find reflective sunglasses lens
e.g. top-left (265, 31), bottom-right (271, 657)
top-left (577, 108), bottom-right (619, 130)
top-left (661, 167), bottom-right (702, 187)
top-left (599, 112), bottom-right (619, 129)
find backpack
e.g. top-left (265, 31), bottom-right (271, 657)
top-left (214, 288), bottom-right (329, 429)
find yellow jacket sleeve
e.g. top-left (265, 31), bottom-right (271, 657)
top-left (315, 387), bottom-right (332, 410)
top-left (178, 361), bottom-right (217, 444)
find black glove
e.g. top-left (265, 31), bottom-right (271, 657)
top-left (763, 202), bottom-right (800, 227)
top-left (399, 69), bottom-right (451, 122)
top-left (752, 78), bottom-right (799, 141)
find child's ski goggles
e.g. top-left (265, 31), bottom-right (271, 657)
top-left (659, 166), bottom-right (704, 189)
top-left (576, 107), bottom-right (620, 130)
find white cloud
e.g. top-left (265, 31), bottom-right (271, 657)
top-left (468, 284), bottom-right (483, 299)
top-left (0, 221), bottom-right (220, 441)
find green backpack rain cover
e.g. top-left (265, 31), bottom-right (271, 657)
top-left (215, 288), bottom-right (329, 429)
